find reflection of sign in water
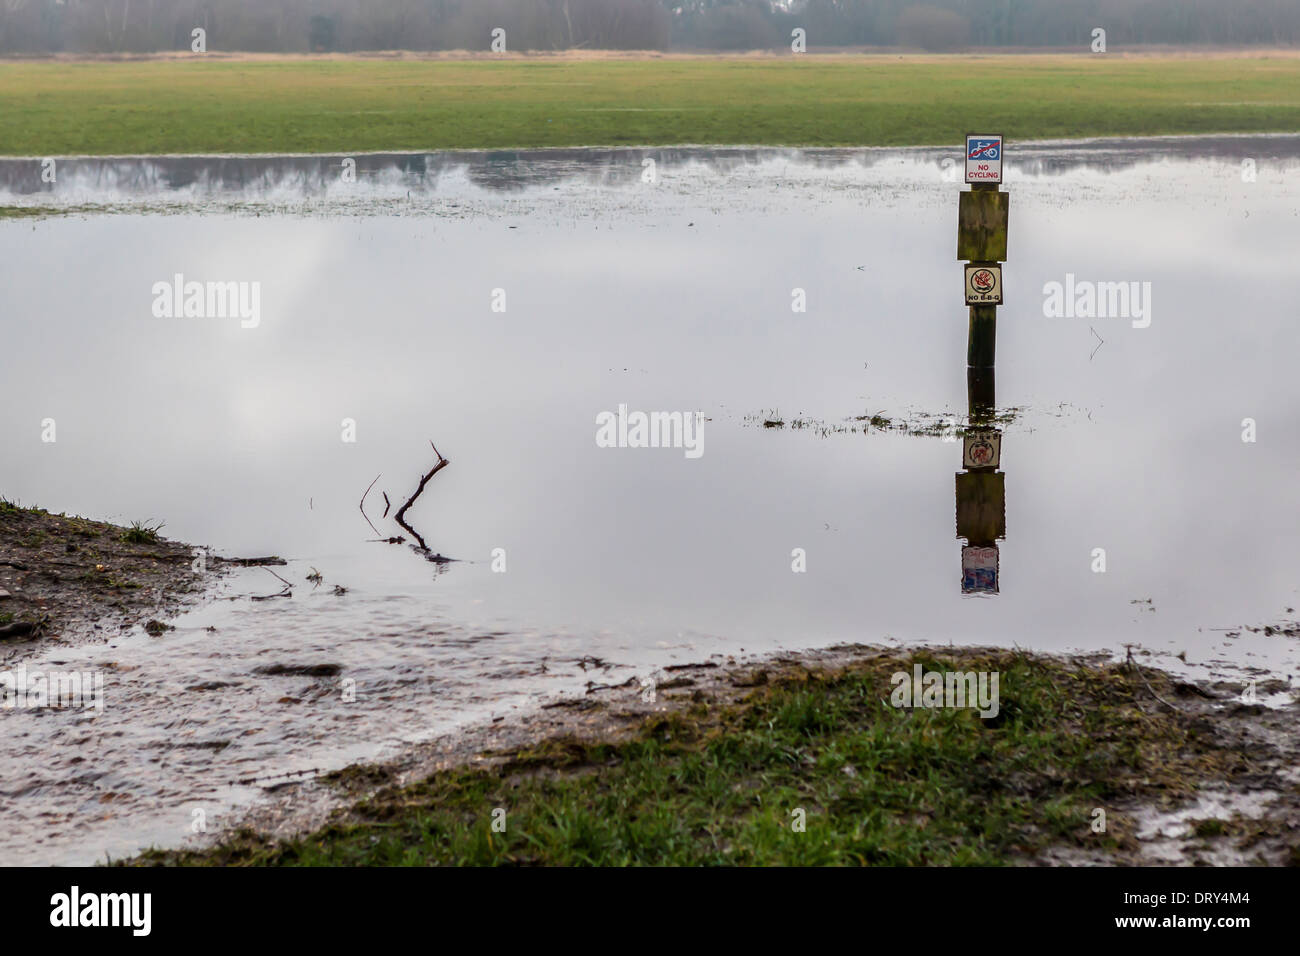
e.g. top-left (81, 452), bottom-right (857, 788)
top-left (965, 134), bottom-right (1003, 183)
top-left (962, 545), bottom-right (999, 594)
top-left (965, 264), bottom-right (1003, 305)
top-left (963, 429), bottom-right (1002, 469)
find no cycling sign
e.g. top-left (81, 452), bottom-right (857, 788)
top-left (966, 133), bottom-right (1003, 183)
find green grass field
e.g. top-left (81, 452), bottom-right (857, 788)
top-left (3, 53), bottom-right (1300, 155)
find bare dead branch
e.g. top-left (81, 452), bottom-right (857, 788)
top-left (252, 565), bottom-right (292, 600)
top-left (250, 589), bottom-right (290, 601)
top-left (251, 569), bottom-right (292, 599)
top-left (394, 443), bottom-right (450, 552)
top-left (261, 566), bottom-right (293, 590)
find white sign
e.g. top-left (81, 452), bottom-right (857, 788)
top-left (965, 134), bottom-right (1003, 184)
top-left (965, 264), bottom-right (1003, 305)
top-left (963, 430), bottom-right (1002, 469)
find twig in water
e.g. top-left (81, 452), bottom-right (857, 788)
top-left (210, 555), bottom-right (286, 567)
top-left (251, 565), bottom-right (293, 601)
top-left (262, 566), bottom-right (292, 589)
top-left (359, 474), bottom-right (382, 536)
top-left (394, 442), bottom-right (449, 552)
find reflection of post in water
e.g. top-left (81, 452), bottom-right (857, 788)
top-left (956, 426), bottom-right (1004, 594)
top-left (956, 135), bottom-right (1008, 594)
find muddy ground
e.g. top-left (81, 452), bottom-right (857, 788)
top-left (158, 644), bottom-right (1300, 866)
top-left (0, 505), bottom-right (241, 648)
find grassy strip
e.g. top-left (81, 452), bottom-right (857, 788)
top-left (129, 649), bottom-right (1235, 866)
top-left (2, 54), bottom-right (1300, 155)
top-left (0, 205), bottom-right (66, 218)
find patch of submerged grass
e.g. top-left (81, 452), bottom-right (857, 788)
top-left (0, 206), bottom-right (53, 219)
top-left (126, 650), bottom-right (1235, 867)
top-left (748, 407), bottom-right (1023, 439)
top-left (1193, 818), bottom-right (1229, 838)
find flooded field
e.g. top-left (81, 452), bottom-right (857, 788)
top-left (1, 136), bottom-right (1298, 865)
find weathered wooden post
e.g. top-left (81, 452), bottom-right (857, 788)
top-left (955, 135), bottom-right (1008, 594)
top-left (967, 367), bottom-right (996, 423)
top-left (958, 134), bottom-right (1007, 369)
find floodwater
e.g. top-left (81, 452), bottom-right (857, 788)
top-left (1, 137), bottom-right (1298, 865)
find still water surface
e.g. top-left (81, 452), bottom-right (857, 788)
top-left (1, 137), bottom-right (1298, 864)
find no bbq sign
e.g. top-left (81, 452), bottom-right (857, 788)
top-left (965, 264), bottom-right (1003, 305)
top-left (966, 134), bottom-right (1003, 183)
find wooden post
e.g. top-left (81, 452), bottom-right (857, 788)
top-left (959, 180), bottom-right (1006, 370)
top-left (966, 365), bottom-right (996, 420)
top-left (956, 137), bottom-right (1008, 594)
top-left (967, 302), bottom-right (997, 368)
top-left (957, 185), bottom-right (1008, 261)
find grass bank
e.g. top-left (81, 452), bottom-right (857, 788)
top-left (3, 53), bottom-right (1300, 155)
top-left (127, 646), bottom-right (1300, 866)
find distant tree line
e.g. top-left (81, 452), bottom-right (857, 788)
top-left (1, 0), bottom-right (1298, 55)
